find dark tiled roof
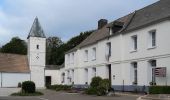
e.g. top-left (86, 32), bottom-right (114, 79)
top-left (27, 17), bottom-right (46, 39)
top-left (45, 64), bottom-right (64, 70)
top-left (125, 0), bottom-right (170, 32)
top-left (0, 53), bottom-right (30, 73)
top-left (66, 0), bottom-right (170, 53)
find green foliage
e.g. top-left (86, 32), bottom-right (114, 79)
top-left (90, 77), bottom-right (102, 88)
top-left (149, 86), bottom-right (170, 94)
top-left (0, 37), bottom-right (27, 55)
top-left (46, 37), bottom-right (64, 65)
top-left (85, 87), bottom-right (97, 95)
top-left (47, 85), bottom-right (72, 91)
top-left (46, 30), bottom-right (94, 66)
top-left (97, 79), bottom-right (111, 96)
top-left (86, 77), bottom-right (111, 96)
top-left (11, 91), bottom-right (43, 96)
top-left (22, 81), bottom-right (35, 93)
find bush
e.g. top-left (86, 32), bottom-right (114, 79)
top-left (22, 81), bottom-right (35, 93)
top-left (97, 79), bottom-right (111, 96)
top-left (47, 85), bottom-right (72, 91)
top-left (85, 87), bottom-right (97, 95)
top-left (18, 82), bottom-right (22, 88)
top-left (86, 77), bottom-right (112, 96)
top-left (149, 86), bottom-right (170, 94)
top-left (90, 77), bottom-right (102, 88)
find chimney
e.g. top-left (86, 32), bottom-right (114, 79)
top-left (98, 19), bottom-right (108, 29)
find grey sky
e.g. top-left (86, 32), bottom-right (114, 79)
top-left (0, 0), bottom-right (158, 46)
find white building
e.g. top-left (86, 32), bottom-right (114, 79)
top-left (0, 17), bottom-right (47, 88)
top-left (62, 0), bottom-right (170, 91)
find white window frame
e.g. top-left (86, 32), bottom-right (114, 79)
top-left (92, 47), bottom-right (96, 61)
top-left (84, 50), bottom-right (88, 62)
top-left (148, 30), bottom-right (156, 49)
top-left (131, 35), bottom-right (137, 52)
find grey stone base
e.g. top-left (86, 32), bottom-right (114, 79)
top-left (112, 85), bottom-right (149, 93)
top-left (72, 84), bottom-right (149, 93)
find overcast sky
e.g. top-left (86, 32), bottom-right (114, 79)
top-left (0, 0), bottom-right (158, 46)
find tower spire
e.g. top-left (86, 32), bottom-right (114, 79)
top-left (27, 17), bottom-right (46, 39)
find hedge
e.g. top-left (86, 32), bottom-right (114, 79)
top-left (22, 81), bottom-right (35, 93)
top-left (47, 85), bottom-right (72, 91)
top-left (149, 86), bottom-right (170, 94)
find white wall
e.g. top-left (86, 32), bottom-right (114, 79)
top-left (1, 72), bottom-right (30, 87)
top-left (64, 20), bottom-right (170, 86)
top-left (28, 37), bottom-right (46, 88)
top-left (45, 70), bottom-right (60, 85)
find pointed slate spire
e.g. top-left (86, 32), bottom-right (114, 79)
top-left (27, 17), bottom-right (46, 39)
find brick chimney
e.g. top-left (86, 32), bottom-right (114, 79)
top-left (98, 19), bottom-right (108, 29)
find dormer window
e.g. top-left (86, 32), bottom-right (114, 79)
top-left (108, 21), bottom-right (124, 35)
top-left (37, 45), bottom-right (39, 49)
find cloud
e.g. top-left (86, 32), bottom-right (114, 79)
top-left (0, 0), bottom-right (158, 46)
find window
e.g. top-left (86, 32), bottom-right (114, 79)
top-left (92, 67), bottom-right (96, 77)
top-left (72, 53), bottom-right (74, 64)
top-left (61, 73), bottom-right (65, 83)
top-left (71, 70), bottom-right (74, 84)
top-left (149, 60), bottom-right (156, 84)
top-left (148, 30), bottom-right (156, 48)
top-left (68, 54), bottom-right (70, 64)
top-left (92, 48), bottom-right (96, 60)
top-left (84, 50), bottom-right (88, 62)
top-left (105, 42), bottom-right (111, 60)
top-left (131, 35), bottom-right (137, 51)
top-left (131, 62), bottom-right (138, 85)
top-left (85, 68), bottom-right (88, 84)
top-left (36, 45), bottom-right (39, 49)
top-left (70, 53), bottom-right (74, 64)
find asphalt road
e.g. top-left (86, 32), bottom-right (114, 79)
top-left (0, 90), bottom-right (139, 100)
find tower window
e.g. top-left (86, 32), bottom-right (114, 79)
top-left (37, 45), bottom-right (39, 49)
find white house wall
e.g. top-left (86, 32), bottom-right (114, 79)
top-left (1, 72), bottom-right (30, 87)
top-left (45, 70), bottom-right (60, 85)
top-left (64, 20), bottom-right (170, 91)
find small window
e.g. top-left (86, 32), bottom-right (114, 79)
top-left (131, 35), bottom-right (137, 51)
top-left (84, 50), bottom-right (88, 62)
top-left (92, 67), bottom-right (96, 77)
top-left (105, 42), bottom-right (111, 60)
top-left (148, 30), bottom-right (156, 48)
top-left (36, 45), bottom-right (39, 49)
top-left (131, 62), bottom-right (138, 85)
top-left (68, 54), bottom-right (70, 64)
top-left (92, 48), bottom-right (96, 61)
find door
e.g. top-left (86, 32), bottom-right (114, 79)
top-left (107, 64), bottom-right (112, 85)
top-left (45, 76), bottom-right (51, 87)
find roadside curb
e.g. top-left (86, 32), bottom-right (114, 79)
top-left (137, 95), bottom-right (170, 100)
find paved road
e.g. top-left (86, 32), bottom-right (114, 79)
top-left (0, 88), bottom-right (20, 96)
top-left (0, 89), bottom-right (139, 100)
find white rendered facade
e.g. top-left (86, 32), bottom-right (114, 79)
top-left (63, 20), bottom-right (170, 91)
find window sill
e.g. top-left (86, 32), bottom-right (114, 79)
top-left (130, 50), bottom-right (137, 53)
top-left (147, 46), bottom-right (156, 50)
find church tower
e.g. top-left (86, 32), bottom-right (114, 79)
top-left (27, 17), bottom-right (46, 88)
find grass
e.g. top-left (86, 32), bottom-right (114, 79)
top-left (11, 91), bottom-right (43, 96)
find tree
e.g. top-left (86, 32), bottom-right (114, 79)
top-left (0, 37), bottom-right (27, 55)
top-left (46, 37), bottom-right (64, 65)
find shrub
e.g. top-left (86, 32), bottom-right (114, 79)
top-left (149, 86), bottom-right (170, 94)
top-left (22, 81), bottom-right (35, 93)
top-left (85, 87), bottom-right (97, 95)
top-left (90, 77), bottom-right (102, 88)
top-left (47, 85), bottom-right (72, 91)
top-left (97, 79), bottom-right (111, 96)
top-left (18, 82), bottom-right (22, 88)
